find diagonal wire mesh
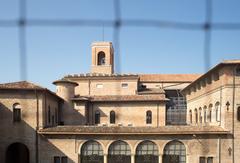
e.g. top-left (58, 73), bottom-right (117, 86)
top-left (1, 0), bottom-right (240, 80)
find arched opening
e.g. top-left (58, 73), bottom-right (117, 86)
top-left (97, 51), bottom-right (106, 65)
top-left (80, 140), bottom-right (103, 163)
top-left (208, 104), bottom-right (213, 122)
top-left (146, 110), bottom-right (152, 124)
top-left (215, 102), bottom-right (220, 122)
top-left (163, 140), bottom-right (186, 163)
top-left (135, 140), bottom-right (159, 163)
top-left (110, 111), bottom-right (115, 124)
top-left (203, 106), bottom-right (207, 123)
top-left (194, 109), bottom-right (198, 124)
top-left (108, 140), bottom-right (131, 163)
top-left (13, 103), bottom-right (21, 122)
top-left (199, 107), bottom-right (202, 123)
top-left (189, 110), bottom-right (192, 124)
top-left (95, 111), bottom-right (100, 124)
top-left (6, 142), bottom-right (29, 163)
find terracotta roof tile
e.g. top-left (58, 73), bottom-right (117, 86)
top-left (72, 95), bottom-right (167, 102)
top-left (0, 81), bottom-right (44, 89)
top-left (0, 81), bottom-right (63, 101)
top-left (139, 74), bottom-right (201, 83)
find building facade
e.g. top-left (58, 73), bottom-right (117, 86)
top-left (0, 41), bottom-right (239, 163)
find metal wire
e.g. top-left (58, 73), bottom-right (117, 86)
top-left (0, 0), bottom-right (240, 80)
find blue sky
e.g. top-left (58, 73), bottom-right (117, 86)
top-left (0, 0), bottom-right (240, 90)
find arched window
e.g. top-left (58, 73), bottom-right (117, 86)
top-left (215, 102), bottom-right (220, 122)
top-left (81, 140), bottom-right (103, 163)
top-left (108, 140), bottom-right (131, 163)
top-left (135, 140), bottom-right (159, 163)
top-left (146, 110), bottom-right (152, 124)
top-left (95, 111), bottom-right (100, 124)
top-left (110, 111), bottom-right (115, 124)
top-left (195, 109), bottom-right (198, 123)
top-left (199, 107), bottom-right (202, 123)
top-left (189, 110), bottom-right (192, 124)
top-left (204, 106), bottom-right (207, 123)
top-left (13, 103), bottom-right (21, 122)
top-left (163, 140), bottom-right (186, 163)
top-left (97, 51), bottom-right (106, 65)
top-left (237, 107), bottom-right (240, 121)
top-left (208, 104), bottom-right (213, 122)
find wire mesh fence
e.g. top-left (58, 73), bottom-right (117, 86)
top-left (1, 0), bottom-right (240, 81)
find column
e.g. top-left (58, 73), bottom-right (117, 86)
top-left (159, 154), bottom-right (162, 163)
top-left (131, 154), bottom-right (135, 163)
top-left (104, 154), bottom-right (107, 163)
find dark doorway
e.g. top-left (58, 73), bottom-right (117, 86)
top-left (6, 142), bottom-right (29, 163)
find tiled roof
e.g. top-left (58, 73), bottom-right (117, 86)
top-left (0, 81), bottom-right (63, 100)
top-left (0, 81), bottom-right (44, 89)
top-left (38, 126), bottom-right (230, 135)
top-left (139, 74), bottom-right (201, 83)
top-left (72, 95), bottom-right (167, 102)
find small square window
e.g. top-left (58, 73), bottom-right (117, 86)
top-left (121, 83), bottom-right (128, 88)
top-left (96, 84), bottom-right (103, 88)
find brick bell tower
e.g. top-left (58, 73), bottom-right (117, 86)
top-left (91, 42), bottom-right (114, 74)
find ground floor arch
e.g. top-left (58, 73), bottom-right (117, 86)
top-left (162, 140), bottom-right (186, 163)
top-left (108, 140), bottom-right (131, 163)
top-left (6, 142), bottom-right (29, 163)
top-left (135, 140), bottom-right (159, 163)
top-left (80, 140), bottom-right (104, 163)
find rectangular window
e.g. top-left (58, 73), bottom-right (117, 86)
top-left (61, 156), bottom-right (68, 163)
top-left (54, 157), bottom-right (60, 163)
top-left (96, 84), bottom-right (103, 88)
top-left (13, 108), bottom-right (21, 122)
top-left (54, 156), bottom-right (68, 163)
top-left (199, 157), bottom-right (206, 163)
top-left (207, 157), bottom-right (213, 163)
top-left (121, 83), bottom-right (128, 88)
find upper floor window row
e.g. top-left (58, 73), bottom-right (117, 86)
top-left (94, 110), bottom-right (153, 125)
top-left (189, 102), bottom-right (220, 124)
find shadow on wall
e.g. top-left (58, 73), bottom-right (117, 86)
top-left (0, 102), bottom-right (75, 163)
top-left (63, 102), bottom-right (87, 125)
